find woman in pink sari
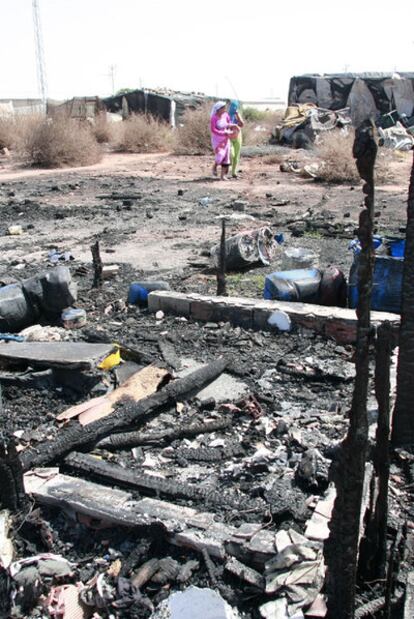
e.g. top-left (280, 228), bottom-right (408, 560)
top-left (210, 101), bottom-right (238, 180)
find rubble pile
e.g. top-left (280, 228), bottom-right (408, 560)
top-left (0, 134), bottom-right (413, 617)
top-left (0, 264), bottom-right (370, 618)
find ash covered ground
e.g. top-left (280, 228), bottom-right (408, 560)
top-left (0, 148), bottom-right (412, 618)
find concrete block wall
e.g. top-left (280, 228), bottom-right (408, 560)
top-left (148, 291), bottom-right (400, 344)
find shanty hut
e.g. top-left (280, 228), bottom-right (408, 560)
top-left (288, 73), bottom-right (414, 122)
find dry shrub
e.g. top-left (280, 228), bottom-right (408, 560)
top-left (113, 113), bottom-right (173, 153)
top-left (174, 104), bottom-right (278, 153)
top-left (316, 130), bottom-right (360, 184)
top-left (0, 116), bottom-right (16, 149)
top-left (375, 148), bottom-right (397, 184)
top-left (317, 129), bottom-right (396, 184)
top-left (174, 103), bottom-right (211, 154)
top-left (243, 121), bottom-right (271, 146)
top-left (262, 153), bottom-right (284, 165)
top-left (93, 112), bottom-right (113, 143)
top-left (18, 117), bottom-right (101, 168)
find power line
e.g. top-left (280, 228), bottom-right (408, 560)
top-left (32, 0), bottom-right (48, 105)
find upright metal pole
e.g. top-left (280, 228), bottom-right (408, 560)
top-left (32, 0), bottom-right (48, 106)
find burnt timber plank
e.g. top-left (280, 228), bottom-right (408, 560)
top-left (24, 469), bottom-right (276, 567)
top-left (0, 342), bottom-right (115, 370)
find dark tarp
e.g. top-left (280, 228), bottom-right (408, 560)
top-left (103, 91), bottom-right (172, 123)
top-left (288, 73), bottom-right (414, 118)
top-left (103, 89), bottom-right (213, 126)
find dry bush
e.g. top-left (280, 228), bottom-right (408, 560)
top-left (174, 104), bottom-right (278, 153)
top-left (243, 121), bottom-right (271, 146)
top-left (18, 117), bottom-right (101, 168)
top-left (113, 113), bottom-right (173, 153)
top-left (375, 148), bottom-right (397, 184)
top-left (174, 103), bottom-right (211, 154)
top-left (317, 129), bottom-right (396, 184)
top-left (262, 153), bottom-right (284, 165)
top-left (0, 117), bottom-right (16, 149)
top-left (93, 112), bottom-right (113, 143)
top-left (316, 130), bottom-right (360, 184)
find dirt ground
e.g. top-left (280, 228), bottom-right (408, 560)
top-left (0, 147), bottom-right (411, 288)
top-left (0, 146), bottom-right (412, 618)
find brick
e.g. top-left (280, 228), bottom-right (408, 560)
top-left (191, 300), bottom-right (217, 322)
top-left (148, 292), bottom-right (400, 343)
top-left (226, 305), bottom-right (253, 329)
top-left (253, 308), bottom-right (272, 331)
top-left (148, 292), bottom-right (162, 312)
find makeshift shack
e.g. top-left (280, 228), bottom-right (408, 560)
top-left (288, 73), bottom-right (414, 119)
top-left (103, 89), bottom-right (213, 127)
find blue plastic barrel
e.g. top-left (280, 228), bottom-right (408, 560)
top-left (389, 239), bottom-right (405, 257)
top-left (348, 256), bottom-right (403, 313)
top-left (264, 269), bottom-right (322, 303)
top-left (128, 281), bottom-right (170, 306)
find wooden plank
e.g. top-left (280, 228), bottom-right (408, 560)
top-left (56, 365), bottom-right (169, 425)
top-left (21, 358), bottom-right (229, 471)
top-left (0, 342), bottom-right (115, 370)
top-left (24, 470), bottom-right (276, 567)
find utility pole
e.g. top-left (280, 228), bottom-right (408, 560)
top-left (32, 0), bottom-right (48, 106)
top-left (108, 65), bottom-right (116, 95)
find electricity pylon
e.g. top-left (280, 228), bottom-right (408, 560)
top-left (32, 0), bottom-right (48, 105)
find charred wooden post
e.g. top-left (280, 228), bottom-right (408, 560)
top-left (368, 322), bottom-right (393, 578)
top-left (64, 450), bottom-right (259, 512)
top-left (325, 120), bottom-right (377, 619)
top-left (0, 437), bottom-right (27, 511)
top-left (392, 152), bottom-right (414, 447)
top-left (217, 218), bottom-right (227, 296)
top-left (384, 526), bottom-right (405, 618)
top-left (96, 417), bottom-right (231, 450)
top-left (20, 357), bottom-right (229, 471)
top-left (91, 240), bottom-right (103, 288)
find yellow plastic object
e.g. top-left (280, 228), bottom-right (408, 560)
top-left (98, 346), bottom-right (121, 371)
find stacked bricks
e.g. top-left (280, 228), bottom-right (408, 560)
top-left (148, 291), bottom-right (400, 344)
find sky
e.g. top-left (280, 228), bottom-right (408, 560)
top-left (1, 0), bottom-right (414, 103)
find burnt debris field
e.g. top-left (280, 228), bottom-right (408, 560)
top-left (0, 141), bottom-right (414, 619)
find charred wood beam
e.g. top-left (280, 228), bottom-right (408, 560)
top-left (24, 470), bottom-right (277, 567)
top-left (225, 557), bottom-right (264, 590)
top-left (64, 451), bottom-right (260, 513)
top-left (158, 338), bottom-right (182, 371)
top-left (96, 418), bottom-right (232, 450)
top-left (20, 358), bottom-right (228, 472)
top-left (174, 444), bottom-right (244, 463)
top-left (0, 437), bottom-right (27, 512)
top-left (217, 219), bottom-right (227, 297)
top-left (385, 525), bottom-right (405, 619)
top-left (325, 120), bottom-right (377, 619)
top-left (355, 597), bottom-right (385, 618)
top-left (202, 547), bottom-right (219, 587)
top-left (392, 152), bottom-right (414, 447)
top-left (364, 322), bottom-right (393, 579)
top-left (131, 559), bottom-right (160, 588)
top-left (91, 240), bottom-right (103, 288)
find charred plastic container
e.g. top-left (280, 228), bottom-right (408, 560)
top-left (348, 236), bottom-right (404, 313)
top-left (264, 266), bottom-right (347, 306)
top-left (348, 257), bottom-right (404, 313)
top-left (264, 268), bottom-right (322, 303)
top-left (128, 281), bottom-right (170, 306)
top-left (0, 267), bottom-right (77, 332)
